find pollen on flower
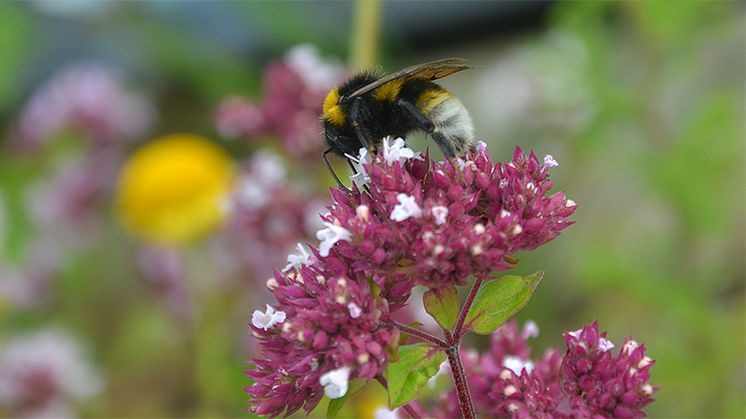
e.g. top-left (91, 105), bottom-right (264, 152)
top-left (357, 352), bottom-right (370, 364)
top-left (390, 193), bottom-right (422, 222)
top-left (504, 385), bottom-right (518, 396)
top-left (356, 205), bottom-right (370, 221)
top-left (566, 199), bottom-right (577, 207)
top-left (512, 225), bottom-right (523, 235)
top-left (265, 278), bottom-right (279, 290)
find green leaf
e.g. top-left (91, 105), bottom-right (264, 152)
top-left (327, 379), bottom-right (366, 419)
top-left (387, 343), bottom-right (446, 408)
top-left (423, 286), bottom-right (459, 330)
top-left (464, 272), bottom-right (544, 335)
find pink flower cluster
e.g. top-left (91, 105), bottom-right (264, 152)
top-left (435, 321), bottom-right (656, 418)
top-left (12, 62), bottom-right (154, 151)
top-left (325, 141), bottom-right (576, 291)
top-left (215, 45), bottom-right (347, 159)
top-left (247, 142), bottom-right (576, 416)
top-left (246, 252), bottom-right (397, 417)
top-left (215, 150), bottom-right (327, 281)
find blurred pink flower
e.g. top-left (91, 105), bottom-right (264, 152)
top-left (0, 330), bottom-right (102, 418)
top-left (215, 45), bottom-right (347, 159)
top-left (215, 150), bottom-right (328, 281)
top-left (136, 246), bottom-right (190, 319)
top-left (13, 62), bottom-right (155, 151)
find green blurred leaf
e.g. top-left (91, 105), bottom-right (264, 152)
top-left (387, 343), bottom-right (445, 409)
top-left (464, 272), bottom-right (543, 335)
top-left (422, 286), bottom-right (459, 330)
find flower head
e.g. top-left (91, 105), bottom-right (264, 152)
top-left (13, 62), bottom-right (154, 151)
top-left (434, 320), bottom-right (656, 419)
top-left (116, 134), bottom-right (235, 246)
top-left (321, 142), bottom-right (576, 289)
top-left (0, 330), bottom-right (102, 418)
top-left (246, 254), bottom-right (397, 417)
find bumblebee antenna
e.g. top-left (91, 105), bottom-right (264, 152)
top-left (322, 148), bottom-right (357, 195)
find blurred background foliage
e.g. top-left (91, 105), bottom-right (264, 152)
top-left (0, 0), bottom-right (743, 418)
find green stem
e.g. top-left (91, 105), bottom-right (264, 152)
top-left (350, 0), bottom-right (381, 70)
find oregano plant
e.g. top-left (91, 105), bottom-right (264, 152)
top-left (246, 139), bottom-right (656, 418)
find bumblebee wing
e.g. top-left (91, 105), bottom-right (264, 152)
top-left (348, 58), bottom-right (471, 98)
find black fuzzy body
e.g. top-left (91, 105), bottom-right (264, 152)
top-left (323, 73), bottom-right (445, 158)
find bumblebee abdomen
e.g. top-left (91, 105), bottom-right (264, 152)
top-left (417, 88), bottom-right (475, 156)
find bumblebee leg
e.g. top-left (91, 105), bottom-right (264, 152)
top-left (397, 99), bottom-right (456, 158)
top-left (323, 148), bottom-right (357, 195)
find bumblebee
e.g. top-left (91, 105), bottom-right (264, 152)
top-left (321, 58), bottom-right (476, 190)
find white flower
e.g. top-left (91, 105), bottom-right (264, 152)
top-left (598, 337), bottom-right (615, 352)
top-left (543, 154), bottom-right (559, 168)
top-left (502, 355), bottom-right (534, 376)
top-left (251, 305), bottom-right (286, 330)
top-left (390, 194), bottom-right (422, 222)
top-left (235, 178), bottom-right (269, 210)
top-left (569, 328), bottom-right (615, 352)
top-left (283, 243), bottom-right (313, 271)
top-left (345, 148), bottom-right (372, 189)
top-left (382, 137), bottom-right (415, 165)
top-left (319, 366), bottom-right (351, 399)
top-left (316, 222), bottom-right (352, 257)
top-left (431, 206), bottom-right (449, 225)
top-left (522, 320), bottom-right (539, 338)
top-left (375, 407), bottom-right (399, 419)
top-left (347, 302), bottom-right (362, 319)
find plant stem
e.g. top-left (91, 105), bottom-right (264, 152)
top-left (375, 375), bottom-right (422, 419)
top-left (350, 0), bottom-right (381, 70)
top-left (453, 277), bottom-right (485, 339)
top-left (443, 330), bottom-right (476, 419)
top-left (392, 320), bottom-right (448, 348)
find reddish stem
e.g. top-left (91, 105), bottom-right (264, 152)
top-left (443, 330), bottom-right (476, 419)
top-left (392, 320), bottom-right (448, 348)
top-left (453, 277), bottom-right (485, 340)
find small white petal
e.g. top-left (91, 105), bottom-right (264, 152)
top-left (598, 337), bottom-right (615, 352)
top-left (347, 302), bottom-right (362, 319)
top-left (283, 243), bottom-right (313, 271)
top-left (522, 320), bottom-right (539, 338)
top-left (390, 193), bottom-right (422, 222)
top-left (543, 154), bottom-right (559, 168)
top-left (375, 407), bottom-right (399, 419)
top-left (251, 304), bottom-right (286, 330)
top-left (431, 206), bottom-right (449, 225)
top-left (382, 137), bottom-right (415, 165)
top-left (502, 355), bottom-right (534, 376)
top-left (319, 366), bottom-right (351, 399)
top-left (316, 222), bottom-right (352, 257)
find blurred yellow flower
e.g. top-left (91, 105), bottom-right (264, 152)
top-left (116, 134), bottom-right (235, 245)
